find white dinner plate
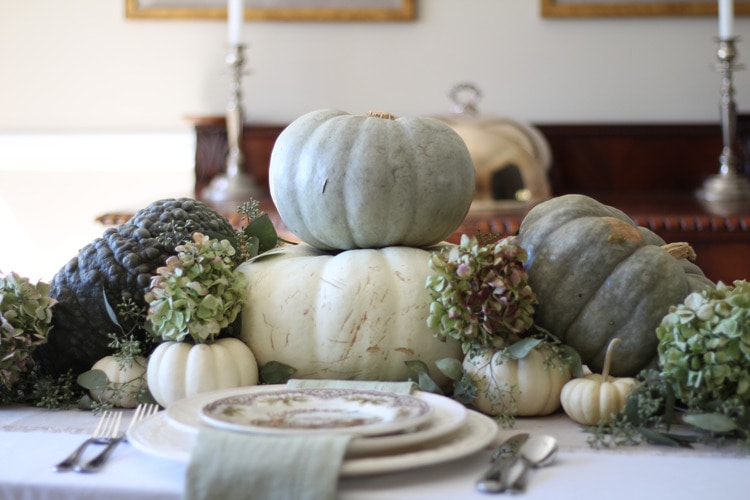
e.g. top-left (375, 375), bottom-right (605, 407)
top-left (199, 388), bottom-right (432, 437)
top-left (128, 408), bottom-right (498, 477)
top-left (167, 385), bottom-right (467, 457)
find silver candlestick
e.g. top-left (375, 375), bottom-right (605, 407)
top-left (697, 37), bottom-right (750, 204)
top-left (203, 44), bottom-right (263, 206)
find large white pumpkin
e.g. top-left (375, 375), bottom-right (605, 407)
top-left (268, 109), bottom-right (475, 250)
top-left (237, 244), bottom-right (462, 386)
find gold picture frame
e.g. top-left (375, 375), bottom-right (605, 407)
top-left (541, 0), bottom-right (750, 18)
top-left (125, 0), bottom-right (416, 21)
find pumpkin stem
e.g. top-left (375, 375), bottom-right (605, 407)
top-left (601, 337), bottom-right (621, 381)
top-left (365, 111), bottom-right (397, 120)
top-left (661, 242), bottom-right (696, 261)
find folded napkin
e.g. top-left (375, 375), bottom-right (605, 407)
top-left (183, 379), bottom-right (417, 500)
top-left (286, 378), bottom-right (417, 394)
top-left (184, 428), bottom-right (351, 500)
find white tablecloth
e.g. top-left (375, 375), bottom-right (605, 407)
top-left (0, 405), bottom-right (746, 500)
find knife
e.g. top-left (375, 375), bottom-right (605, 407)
top-left (475, 432), bottom-right (529, 494)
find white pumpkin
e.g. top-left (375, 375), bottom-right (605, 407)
top-left (237, 243), bottom-right (463, 386)
top-left (463, 344), bottom-right (571, 417)
top-left (146, 337), bottom-right (259, 407)
top-left (90, 355), bottom-right (148, 409)
top-left (268, 109), bottom-right (475, 250)
top-left (560, 338), bottom-right (637, 425)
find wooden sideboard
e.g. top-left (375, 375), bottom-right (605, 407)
top-left (189, 117), bottom-right (750, 284)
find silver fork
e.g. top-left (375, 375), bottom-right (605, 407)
top-left (52, 410), bottom-right (122, 472)
top-left (75, 403), bottom-right (160, 473)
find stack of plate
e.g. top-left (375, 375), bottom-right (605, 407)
top-left (127, 385), bottom-right (499, 476)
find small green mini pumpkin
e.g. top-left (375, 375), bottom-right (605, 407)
top-left (517, 194), bottom-right (713, 377)
top-left (268, 109), bottom-right (476, 250)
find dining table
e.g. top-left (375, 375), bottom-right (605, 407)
top-left (0, 398), bottom-right (746, 500)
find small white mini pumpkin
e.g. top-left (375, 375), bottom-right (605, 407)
top-left (147, 337), bottom-right (259, 407)
top-left (560, 338), bottom-right (637, 425)
top-left (89, 355), bottom-right (148, 409)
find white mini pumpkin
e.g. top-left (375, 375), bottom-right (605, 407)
top-left (146, 337), bottom-right (259, 407)
top-left (463, 344), bottom-right (571, 417)
top-left (89, 355), bottom-right (148, 409)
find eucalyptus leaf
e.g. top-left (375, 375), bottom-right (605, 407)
top-left (504, 337), bottom-right (542, 360)
top-left (637, 427), bottom-right (694, 448)
top-left (682, 412), bottom-right (739, 433)
top-left (244, 235), bottom-right (260, 260)
top-left (246, 214), bottom-right (279, 253)
top-left (404, 360), bottom-right (444, 395)
top-left (435, 357), bottom-right (464, 381)
top-left (556, 344), bottom-right (584, 378)
top-left (259, 361), bottom-right (297, 384)
top-left (77, 394), bottom-right (95, 410)
top-left (452, 373), bottom-right (478, 405)
top-left (77, 369), bottom-right (109, 391)
top-left (102, 290), bottom-right (120, 327)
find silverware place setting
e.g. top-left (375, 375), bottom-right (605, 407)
top-left (53, 403), bottom-right (160, 473)
top-left (476, 433), bottom-right (558, 494)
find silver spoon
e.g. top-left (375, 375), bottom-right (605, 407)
top-left (475, 433), bottom-right (529, 493)
top-left (481, 434), bottom-right (558, 494)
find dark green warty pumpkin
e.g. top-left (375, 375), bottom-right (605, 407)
top-left (517, 194), bottom-right (714, 377)
top-left (33, 198), bottom-right (237, 377)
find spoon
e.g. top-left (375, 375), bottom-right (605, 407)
top-left (475, 433), bottom-right (529, 493)
top-left (479, 434), bottom-right (558, 494)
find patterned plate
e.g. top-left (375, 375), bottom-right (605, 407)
top-left (199, 388), bottom-right (433, 437)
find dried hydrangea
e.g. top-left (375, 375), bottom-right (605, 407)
top-left (426, 234), bottom-right (538, 353)
top-left (656, 280), bottom-right (750, 408)
top-left (0, 272), bottom-right (57, 390)
top-left (144, 233), bottom-right (247, 344)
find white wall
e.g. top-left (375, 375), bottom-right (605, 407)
top-left (1, 0), bottom-right (748, 131)
top-left (1, 0), bottom-right (748, 281)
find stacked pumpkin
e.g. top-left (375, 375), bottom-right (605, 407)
top-left (237, 109), bottom-right (476, 387)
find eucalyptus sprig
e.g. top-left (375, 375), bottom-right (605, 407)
top-left (233, 200), bottom-right (287, 263)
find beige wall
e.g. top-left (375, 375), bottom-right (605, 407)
top-left (1, 0), bottom-right (748, 281)
top-left (1, 0), bottom-right (748, 132)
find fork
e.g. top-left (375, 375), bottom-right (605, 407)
top-left (75, 403), bottom-right (160, 473)
top-left (52, 410), bottom-right (122, 472)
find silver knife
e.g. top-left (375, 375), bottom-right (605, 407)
top-left (475, 432), bottom-right (530, 494)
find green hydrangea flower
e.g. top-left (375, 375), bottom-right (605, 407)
top-left (656, 280), bottom-right (750, 408)
top-left (0, 272), bottom-right (57, 390)
top-left (425, 234), bottom-right (537, 353)
top-left (145, 233), bottom-right (247, 344)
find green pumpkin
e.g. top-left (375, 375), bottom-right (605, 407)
top-left (268, 109), bottom-right (475, 251)
top-left (517, 194), bottom-right (713, 377)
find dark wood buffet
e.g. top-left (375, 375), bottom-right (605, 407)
top-left (188, 116), bottom-right (750, 285)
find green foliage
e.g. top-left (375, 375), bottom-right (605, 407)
top-left (234, 200), bottom-right (285, 263)
top-left (0, 271), bottom-right (57, 390)
top-left (425, 234), bottom-right (538, 353)
top-left (405, 358), bottom-right (478, 405)
top-left (259, 361), bottom-right (297, 384)
top-left (586, 368), bottom-right (749, 451)
top-left (145, 233), bottom-right (247, 344)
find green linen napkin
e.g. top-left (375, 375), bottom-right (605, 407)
top-left (184, 428), bottom-right (352, 500)
top-left (285, 378), bottom-right (418, 394)
top-left (183, 379), bottom-right (416, 500)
